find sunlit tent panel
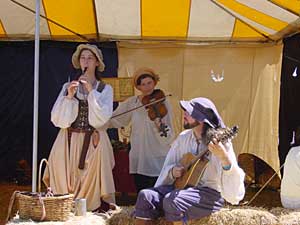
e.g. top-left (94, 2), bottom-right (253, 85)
top-left (95, 0), bottom-right (141, 38)
top-left (269, 0), bottom-right (300, 15)
top-left (43, 0), bottom-right (97, 38)
top-left (0, 0), bottom-right (299, 42)
top-left (0, 0), bottom-right (299, 179)
top-left (141, 0), bottom-right (190, 38)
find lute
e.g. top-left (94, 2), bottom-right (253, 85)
top-left (174, 125), bottom-right (239, 189)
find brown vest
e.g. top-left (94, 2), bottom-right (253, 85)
top-left (68, 81), bottom-right (106, 169)
top-left (70, 81), bottom-right (106, 131)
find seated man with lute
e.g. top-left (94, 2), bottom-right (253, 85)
top-left (133, 97), bottom-right (245, 225)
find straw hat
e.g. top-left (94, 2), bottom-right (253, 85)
top-left (133, 67), bottom-right (160, 88)
top-left (72, 44), bottom-right (105, 72)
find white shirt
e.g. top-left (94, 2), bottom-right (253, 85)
top-left (51, 81), bottom-right (113, 129)
top-left (281, 146), bottom-right (300, 209)
top-left (108, 96), bottom-right (174, 176)
top-left (155, 129), bottom-right (245, 205)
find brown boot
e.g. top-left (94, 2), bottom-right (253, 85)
top-left (135, 218), bottom-right (154, 225)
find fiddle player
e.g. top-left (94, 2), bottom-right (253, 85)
top-left (108, 68), bottom-right (174, 192)
top-left (133, 97), bottom-right (245, 225)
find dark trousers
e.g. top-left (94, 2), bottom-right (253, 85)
top-left (134, 185), bottom-right (224, 222)
top-left (133, 174), bottom-right (158, 193)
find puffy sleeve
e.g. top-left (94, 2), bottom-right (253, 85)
top-left (51, 83), bottom-right (79, 128)
top-left (108, 97), bottom-right (133, 128)
top-left (220, 142), bottom-right (245, 205)
top-left (88, 84), bottom-right (113, 129)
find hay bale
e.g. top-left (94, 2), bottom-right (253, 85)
top-left (191, 206), bottom-right (278, 225)
top-left (8, 206), bottom-right (300, 225)
top-left (106, 206), bottom-right (134, 225)
top-left (271, 207), bottom-right (300, 225)
top-left (107, 206), bottom-right (279, 225)
top-left (7, 212), bottom-right (107, 225)
top-left (107, 206), bottom-right (166, 225)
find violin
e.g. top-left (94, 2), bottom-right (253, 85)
top-left (111, 92), bottom-right (172, 119)
top-left (141, 89), bottom-right (169, 137)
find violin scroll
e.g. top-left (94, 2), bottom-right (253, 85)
top-left (154, 118), bottom-right (170, 137)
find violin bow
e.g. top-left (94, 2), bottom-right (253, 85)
top-left (112, 94), bottom-right (172, 119)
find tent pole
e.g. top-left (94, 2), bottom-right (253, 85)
top-left (32, 0), bottom-right (40, 192)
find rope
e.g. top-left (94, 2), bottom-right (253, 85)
top-left (241, 163), bottom-right (284, 206)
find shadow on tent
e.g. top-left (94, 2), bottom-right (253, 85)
top-left (238, 153), bottom-right (281, 191)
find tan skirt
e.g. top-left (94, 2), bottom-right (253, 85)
top-left (43, 128), bottom-right (116, 210)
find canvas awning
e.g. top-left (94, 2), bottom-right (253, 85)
top-left (0, 0), bottom-right (299, 43)
top-left (0, 0), bottom-right (291, 186)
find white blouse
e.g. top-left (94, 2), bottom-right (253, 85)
top-left (109, 96), bottom-right (174, 177)
top-left (51, 81), bottom-right (113, 129)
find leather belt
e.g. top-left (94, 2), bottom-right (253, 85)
top-left (68, 127), bottom-right (95, 170)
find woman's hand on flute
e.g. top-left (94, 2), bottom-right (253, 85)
top-left (67, 81), bottom-right (79, 99)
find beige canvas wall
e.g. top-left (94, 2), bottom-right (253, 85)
top-left (117, 45), bottom-right (185, 134)
top-left (117, 43), bottom-right (282, 173)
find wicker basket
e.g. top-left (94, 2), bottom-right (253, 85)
top-left (7, 159), bottom-right (74, 222)
top-left (16, 191), bottom-right (73, 221)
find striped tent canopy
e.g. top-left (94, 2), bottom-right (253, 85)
top-left (0, 0), bottom-right (300, 43)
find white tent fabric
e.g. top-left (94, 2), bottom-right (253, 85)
top-left (0, 0), bottom-right (299, 43)
top-left (0, 0), bottom-right (295, 174)
top-left (118, 43), bottom-right (282, 174)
